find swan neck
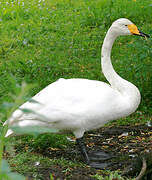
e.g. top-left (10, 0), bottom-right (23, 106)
top-left (102, 28), bottom-right (117, 57)
top-left (101, 28), bottom-right (119, 87)
top-left (101, 27), bottom-right (141, 112)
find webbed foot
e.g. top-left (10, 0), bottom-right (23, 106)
top-left (76, 137), bottom-right (113, 169)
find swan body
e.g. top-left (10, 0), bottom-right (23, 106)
top-left (6, 77), bottom-right (139, 138)
top-left (5, 18), bottom-right (149, 167)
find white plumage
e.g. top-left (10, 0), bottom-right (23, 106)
top-left (7, 77), bottom-right (138, 137)
top-left (5, 19), bottom-right (149, 166)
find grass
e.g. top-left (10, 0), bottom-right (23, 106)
top-left (7, 152), bottom-right (83, 178)
top-left (0, 0), bottom-right (152, 179)
top-left (0, 0), bottom-right (152, 112)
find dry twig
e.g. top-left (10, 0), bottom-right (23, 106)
top-left (135, 157), bottom-right (147, 180)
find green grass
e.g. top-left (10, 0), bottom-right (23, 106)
top-left (0, 0), bottom-right (152, 179)
top-left (0, 0), bottom-right (152, 112)
top-left (7, 152), bottom-right (83, 178)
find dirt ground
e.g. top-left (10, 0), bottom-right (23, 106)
top-left (21, 124), bottom-right (152, 180)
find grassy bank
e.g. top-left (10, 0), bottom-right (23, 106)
top-left (0, 0), bottom-right (152, 112)
top-left (0, 0), bottom-right (152, 179)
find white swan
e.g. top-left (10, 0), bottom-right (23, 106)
top-left (5, 18), bottom-right (149, 168)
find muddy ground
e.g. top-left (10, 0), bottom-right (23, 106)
top-left (8, 125), bottom-right (152, 179)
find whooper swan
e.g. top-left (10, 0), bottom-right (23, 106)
top-left (5, 18), bottom-right (149, 169)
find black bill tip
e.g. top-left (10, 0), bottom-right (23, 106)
top-left (139, 31), bottom-right (150, 38)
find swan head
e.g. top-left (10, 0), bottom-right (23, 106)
top-left (111, 18), bottom-right (149, 38)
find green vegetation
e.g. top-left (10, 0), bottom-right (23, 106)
top-left (0, 0), bottom-right (151, 113)
top-left (92, 171), bottom-right (133, 180)
top-left (0, 0), bottom-right (152, 179)
top-left (0, 82), bottom-right (31, 179)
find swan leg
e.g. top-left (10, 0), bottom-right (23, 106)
top-left (76, 137), bottom-right (90, 164)
top-left (76, 137), bottom-right (112, 169)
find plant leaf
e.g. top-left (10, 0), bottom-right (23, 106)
top-left (19, 108), bottom-right (50, 122)
top-left (2, 102), bottom-right (15, 109)
top-left (11, 126), bottom-right (59, 137)
top-left (27, 98), bottom-right (40, 104)
top-left (19, 108), bottom-right (35, 114)
top-left (1, 159), bottom-right (11, 173)
top-left (7, 172), bottom-right (25, 180)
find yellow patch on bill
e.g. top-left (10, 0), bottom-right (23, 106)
top-left (128, 24), bottom-right (140, 35)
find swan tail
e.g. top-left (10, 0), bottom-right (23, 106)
top-left (5, 129), bottom-right (14, 137)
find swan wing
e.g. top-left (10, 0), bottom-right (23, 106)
top-left (8, 78), bottom-right (127, 130)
